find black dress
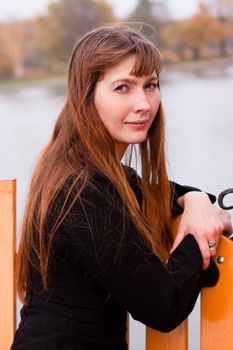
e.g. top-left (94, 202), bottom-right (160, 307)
top-left (11, 167), bottom-right (218, 350)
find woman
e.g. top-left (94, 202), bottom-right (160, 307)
top-left (11, 24), bottom-right (232, 350)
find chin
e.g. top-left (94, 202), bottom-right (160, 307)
top-left (130, 136), bottom-right (147, 144)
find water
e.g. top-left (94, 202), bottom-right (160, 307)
top-left (1, 60), bottom-right (233, 349)
top-left (162, 62), bottom-right (233, 196)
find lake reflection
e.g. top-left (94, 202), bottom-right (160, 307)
top-left (0, 60), bottom-right (233, 350)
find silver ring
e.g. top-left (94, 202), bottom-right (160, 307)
top-left (209, 246), bottom-right (216, 251)
top-left (208, 240), bottom-right (217, 250)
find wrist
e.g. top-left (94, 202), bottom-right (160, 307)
top-left (177, 191), bottom-right (209, 209)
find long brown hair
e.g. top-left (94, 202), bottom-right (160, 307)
top-left (16, 23), bottom-right (173, 302)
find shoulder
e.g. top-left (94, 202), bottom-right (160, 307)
top-left (80, 166), bottom-right (141, 200)
top-left (63, 169), bottom-right (121, 210)
top-left (56, 166), bottom-right (141, 212)
top-left (122, 164), bottom-right (141, 182)
top-left (59, 170), bottom-right (114, 197)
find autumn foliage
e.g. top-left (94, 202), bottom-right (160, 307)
top-left (0, 0), bottom-right (233, 78)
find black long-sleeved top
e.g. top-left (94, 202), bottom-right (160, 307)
top-left (11, 167), bottom-right (218, 350)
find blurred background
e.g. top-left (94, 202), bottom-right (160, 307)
top-left (0, 1), bottom-right (233, 349)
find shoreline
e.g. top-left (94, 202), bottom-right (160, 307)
top-left (0, 75), bottom-right (66, 93)
top-left (1, 56), bottom-right (233, 92)
top-left (164, 56), bottom-right (233, 71)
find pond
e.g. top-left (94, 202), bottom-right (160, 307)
top-left (1, 59), bottom-right (233, 349)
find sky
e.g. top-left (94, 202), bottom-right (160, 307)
top-left (0, 0), bottom-right (199, 22)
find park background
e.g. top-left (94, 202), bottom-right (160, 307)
top-left (1, 0), bottom-right (233, 349)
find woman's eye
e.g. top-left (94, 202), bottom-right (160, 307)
top-left (114, 85), bottom-right (128, 92)
top-left (146, 82), bottom-right (158, 90)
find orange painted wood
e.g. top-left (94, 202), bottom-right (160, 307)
top-left (0, 180), bottom-right (16, 350)
top-left (201, 235), bottom-right (233, 350)
top-left (146, 320), bottom-right (188, 350)
top-left (146, 215), bottom-right (188, 350)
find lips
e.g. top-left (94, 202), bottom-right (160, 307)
top-left (125, 119), bottom-right (149, 125)
top-left (124, 119), bottom-right (150, 130)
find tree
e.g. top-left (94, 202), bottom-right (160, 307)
top-left (126, 0), bottom-right (170, 46)
top-left (208, 0), bottom-right (233, 18)
top-left (161, 22), bottom-right (187, 61)
top-left (161, 3), bottom-right (227, 62)
top-left (206, 0), bottom-right (233, 55)
top-left (179, 12), bottom-right (226, 59)
top-left (0, 20), bottom-right (38, 78)
top-left (36, 0), bottom-right (115, 64)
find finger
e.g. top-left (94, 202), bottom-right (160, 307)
top-left (170, 230), bottom-right (185, 254)
top-left (197, 240), bottom-right (211, 270)
top-left (208, 237), bottom-right (218, 257)
top-left (209, 246), bottom-right (217, 257)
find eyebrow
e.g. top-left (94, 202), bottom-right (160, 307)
top-left (111, 76), bottom-right (158, 86)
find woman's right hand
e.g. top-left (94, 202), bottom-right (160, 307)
top-left (171, 192), bottom-right (232, 269)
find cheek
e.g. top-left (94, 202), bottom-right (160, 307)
top-left (94, 90), bottom-right (114, 123)
top-left (94, 93), bottom-right (125, 126)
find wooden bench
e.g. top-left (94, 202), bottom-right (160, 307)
top-left (146, 218), bottom-right (233, 350)
top-left (0, 180), bottom-right (16, 350)
top-left (1, 179), bottom-right (233, 350)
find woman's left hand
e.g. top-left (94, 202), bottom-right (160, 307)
top-left (170, 192), bottom-right (232, 269)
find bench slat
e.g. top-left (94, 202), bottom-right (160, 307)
top-left (201, 235), bottom-right (233, 350)
top-left (0, 180), bottom-right (16, 350)
top-left (146, 321), bottom-right (188, 350)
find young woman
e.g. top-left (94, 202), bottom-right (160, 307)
top-left (11, 24), bottom-right (232, 350)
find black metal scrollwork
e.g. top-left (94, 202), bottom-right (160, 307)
top-left (218, 188), bottom-right (233, 210)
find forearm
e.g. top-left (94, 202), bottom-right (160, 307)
top-left (170, 182), bottom-right (216, 216)
top-left (177, 191), bottom-right (210, 209)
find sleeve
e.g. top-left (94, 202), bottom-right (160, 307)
top-left (170, 182), bottom-right (216, 217)
top-left (63, 173), bottom-right (208, 333)
top-left (169, 181), bottom-right (219, 289)
top-left (123, 165), bottom-right (216, 216)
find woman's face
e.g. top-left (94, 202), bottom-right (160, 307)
top-left (94, 54), bottom-right (161, 158)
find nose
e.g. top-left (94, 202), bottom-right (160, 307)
top-left (133, 90), bottom-right (150, 113)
